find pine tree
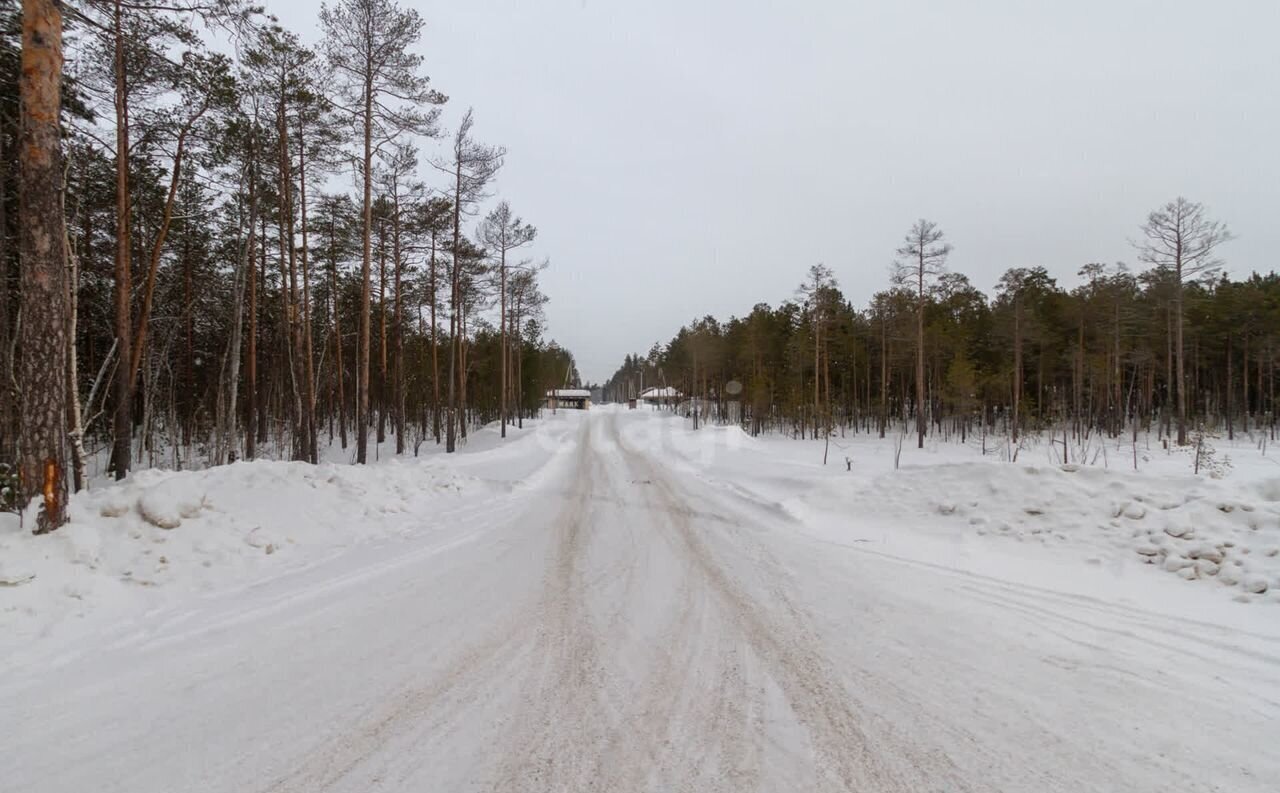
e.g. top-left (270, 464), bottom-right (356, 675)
top-left (1137, 198), bottom-right (1234, 445)
top-left (894, 220), bottom-right (951, 448)
top-left (320, 0), bottom-right (445, 464)
top-left (16, 0), bottom-right (69, 532)
top-left (479, 201), bottom-right (536, 438)
top-left (432, 109), bottom-right (502, 452)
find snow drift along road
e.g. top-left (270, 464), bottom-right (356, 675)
top-left (2, 408), bottom-right (1278, 792)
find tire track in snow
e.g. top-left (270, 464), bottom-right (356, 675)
top-left (607, 429), bottom-right (763, 792)
top-left (611, 413), bottom-right (973, 792)
top-left (492, 414), bottom-right (763, 792)
top-left (488, 418), bottom-right (622, 792)
top-left (258, 451), bottom-right (576, 793)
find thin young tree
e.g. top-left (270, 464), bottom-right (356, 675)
top-left (125, 52), bottom-right (233, 418)
top-left (16, 0), bottom-right (69, 532)
top-left (509, 267), bottom-right (547, 427)
top-left (478, 201), bottom-right (535, 438)
top-left (433, 108), bottom-right (502, 452)
top-left (312, 192), bottom-right (359, 448)
top-left (796, 263), bottom-right (838, 450)
top-left (374, 144), bottom-right (422, 453)
top-left (894, 219), bottom-right (951, 448)
top-left (207, 95), bottom-right (262, 466)
top-left (506, 257), bottom-right (547, 428)
top-left (294, 55), bottom-right (345, 462)
top-left (416, 195), bottom-right (451, 443)
top-left (1136, 197), bottom-right (1233, 445)
top-left (250, 29), bottom-right (316, 462)
top-left (320, 0), bottom-right (445, 464)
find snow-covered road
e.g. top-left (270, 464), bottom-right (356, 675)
top-left (5, 409), bottom-right (1279, 792)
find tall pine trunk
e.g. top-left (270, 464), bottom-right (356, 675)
top-left (329, 213), bottom-right (346, 449)
top-left (109, 0), bottom-right (132, 480)
top-left (297, 111), bottom-right (317, 463)
top-left (356, 68), bottom-right (373, 464)
top-left (446, 160), bottom-right (461, 453)
top-left (499, 248), bottom-right (507, 438)
top-left (217, 148), bottom-right (255, 466)
top-left (376, 217), bottom-right (387, 445)
top-left (1012, 296), bottom-right (1022, 443)
top-left (392, 192), bottom-right (405, 454)
top-left (276, 92), bottom-right (306, 462)
top-left (245, 188), bottom-right (258, 460)
top-left (0, 112), bottom-right (13, 466)
top-left (429, 228), bottom-right (440, 443)
top-left (916, 254), bottom-right (926, 449)
top-left (17, 0), bottom-right (70, 532)
top-left (1175, 265), bottom-right (1187, 445)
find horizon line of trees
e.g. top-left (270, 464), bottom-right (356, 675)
top-left (0, 0), bottom-right (581, 533)
top-left (606, 200), bottom-right (1259, 462)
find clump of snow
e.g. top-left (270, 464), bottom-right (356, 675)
top-left (1121, 502), bottom-right (1147, 520)
top-left (1243, 575), bottom-right (1270, 594)
top-left (136, 473), bottom-right (207, 529)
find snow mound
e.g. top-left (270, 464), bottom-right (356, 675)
top-left (839, 463), bottom-right (1280, 599)
top-left (0, 457), bottom-right (487, 655)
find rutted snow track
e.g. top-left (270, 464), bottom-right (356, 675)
top-left (4, 410), bottom-right (1279, 792)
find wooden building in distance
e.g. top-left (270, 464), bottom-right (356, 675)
top-left (638, 386), bottom-right (682, 407)
top-left (545, 389), bottom-right (592, 410)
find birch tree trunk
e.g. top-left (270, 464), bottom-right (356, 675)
top-left (217, 148), bottom-right (257, 465)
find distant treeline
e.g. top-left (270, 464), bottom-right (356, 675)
top-left (606, 205), bottom-right (1265, 452)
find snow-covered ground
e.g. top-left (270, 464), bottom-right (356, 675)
top-left (2, 407), bottom-right (1278, 792)
top-left (636, 415), bottom-right (1280, 605)
top-left (0, 419), bottom-right (560, 667)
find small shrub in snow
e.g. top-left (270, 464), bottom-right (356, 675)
top-left (0, 462), bottom-right (20, 515)
top-left (1192, 430), bottom-right (1232, 479)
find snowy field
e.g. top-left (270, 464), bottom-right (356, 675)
top-left (2, 407), bottom-right (1278, 791)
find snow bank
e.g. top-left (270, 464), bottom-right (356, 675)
top-left (0, 456), bottom-right (496, 654)
top-left (606, 409), bottom-right (1280, 604)
top-left (817, 462), bottom-right (1280, 600)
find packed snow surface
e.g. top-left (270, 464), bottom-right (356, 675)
top-left (2, 408), bottom-right (1278, 792)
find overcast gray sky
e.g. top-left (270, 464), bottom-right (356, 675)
top-left (279, 0), bottom-right (1280, 383)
